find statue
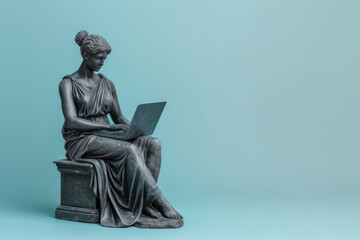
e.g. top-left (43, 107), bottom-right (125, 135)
top-left (58, 30), bottom-right (183, 228)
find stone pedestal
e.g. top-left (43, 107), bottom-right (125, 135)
top-left (54, 159), bottom-right (100, 223)
top-left (54, 159), bottom-right (184, 228)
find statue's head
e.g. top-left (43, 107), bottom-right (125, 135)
top-left (75, 30), bottom-right (111, 72)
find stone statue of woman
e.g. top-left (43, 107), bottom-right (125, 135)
top-left (59, 30), bottom-right (183, 228)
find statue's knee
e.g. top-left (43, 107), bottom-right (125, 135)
top-left (124, 145), bottom-right (142, 166)
top-left (124, 145), bottom-right (138, 157)
top-left (149, 138), bottom-right (161, 152)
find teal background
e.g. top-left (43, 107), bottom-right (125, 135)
top-left (1, 0), bottom-right (360, 239)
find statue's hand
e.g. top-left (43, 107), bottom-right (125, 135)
top-left (108, 124), bottom-right (129, 132)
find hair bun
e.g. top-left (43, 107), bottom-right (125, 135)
top-left (75, 30), bottom-right (89, 46)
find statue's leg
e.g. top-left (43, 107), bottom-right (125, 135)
top-left (132, 136), bottom-right (162, 218)
top-left (132, 136), bottom-right (162, 182)
top-left (130, 137), bottom-right (182, 220)
top-left (145, 137), bottom-right (161, 182)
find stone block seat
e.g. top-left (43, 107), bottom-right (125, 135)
top-left (54, 159), bottom-right (100, 223)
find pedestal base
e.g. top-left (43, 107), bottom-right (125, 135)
top-left (55, 205), bottom-right (99, 223)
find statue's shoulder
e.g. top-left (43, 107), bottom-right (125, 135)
top-left (98, 73), bottom-right (111, 81)
top-left (62, 73), bottom-right (76, 81)
top-left (98, 73), bottom-right (115, 88)
top-left (59, 74), bottom-right (74, 91)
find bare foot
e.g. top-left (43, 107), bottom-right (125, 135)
top-left (152, 194), bottom-right (183, 219)
top-left (143, 205), bottom-right (161, 218)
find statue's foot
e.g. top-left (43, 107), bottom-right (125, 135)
top-left (153, 195), bottom-right (183, 219)
top-left (143, 205), bottom-right (161, 218)
top-left (162, 208), bottom-right (183, 219)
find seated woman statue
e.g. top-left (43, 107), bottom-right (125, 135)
top-left (59, 30), bottom-right (183, 228)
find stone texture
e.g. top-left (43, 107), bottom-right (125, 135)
top-left (54, 159), bottom-right (100, 223)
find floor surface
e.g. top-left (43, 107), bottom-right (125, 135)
top-left (1, 195), bottom-right (360, 240)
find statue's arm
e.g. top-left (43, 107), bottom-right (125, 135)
top-left (59, 78), bottom-right (113, 131)
top-left (109, 80), bottom-right (130, 125)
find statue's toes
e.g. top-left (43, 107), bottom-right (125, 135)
top-left (169, 213), bottom-right (183, 219)
top-left (174, 212), bottom-right (183, 219)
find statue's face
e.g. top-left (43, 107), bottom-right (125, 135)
top-left (84, 51), bottom-right (108, 72)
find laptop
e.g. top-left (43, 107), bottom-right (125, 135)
top-left (92, 101), bottom-right (166, 140)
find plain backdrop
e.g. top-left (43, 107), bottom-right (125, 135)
top-left (1, 0), bottom-right (360, 239)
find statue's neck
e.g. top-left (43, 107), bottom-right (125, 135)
top-left (77, 61), bottom-right (94, 79)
